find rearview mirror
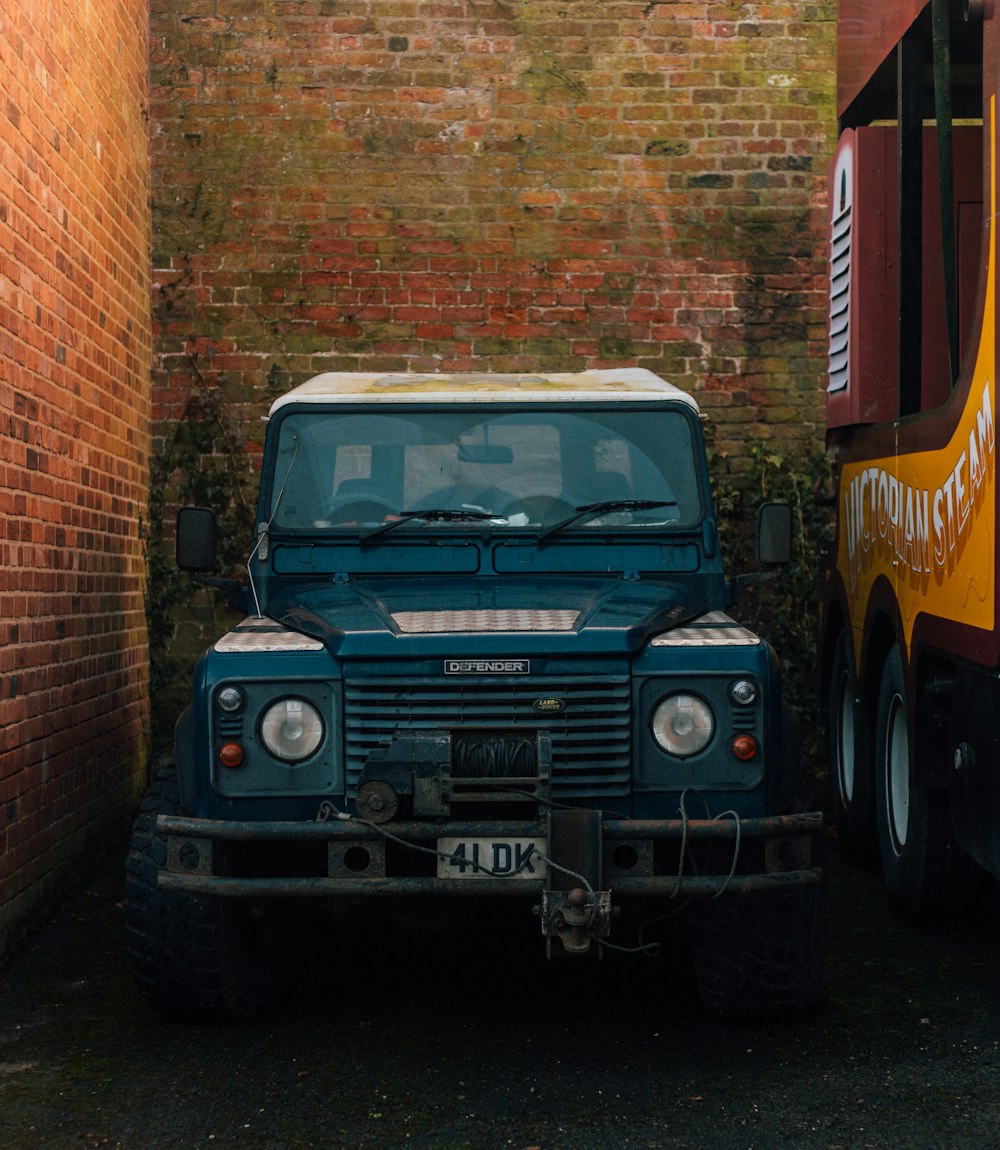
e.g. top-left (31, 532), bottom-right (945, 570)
top-left (457, 444), bottom-right (514, 464)
top-left (176, 507), bottom-right (218, 572)
top-left (757, 502), bottom-right (792, 565)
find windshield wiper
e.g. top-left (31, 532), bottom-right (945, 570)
top-left (537, 499), bottom-right (678, 543)
top-left (360, 507), bottom-right (498, 544)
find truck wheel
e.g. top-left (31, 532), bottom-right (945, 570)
top-left (688, 883), bottom-right (824, 1021)
top-left (874, 647), bottom-right (970, 919)
top-left (124, 769), bottom-right (291, 1020)
top-left (828, 629), bottom-right (875, 862)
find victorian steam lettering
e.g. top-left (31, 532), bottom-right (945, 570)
top-left (844, 382), bottom-right (996, 592)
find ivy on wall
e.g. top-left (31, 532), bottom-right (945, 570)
top-left (708, 433), bottom-right (835, 763)
top-left (142, 370), bottom-right (261, 756)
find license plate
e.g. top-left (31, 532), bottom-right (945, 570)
top-left (437, 837), bottom-right (547, 880)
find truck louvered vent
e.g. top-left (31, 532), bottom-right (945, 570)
top-left (344, 676), bottom-right (631, 799)
top-left (828, 156), bottom-right (852, 394)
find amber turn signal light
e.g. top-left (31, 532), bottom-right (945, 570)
top-left (730, 734), bottom-right (758, 761)
top-left (219, 742), bottom-right (245, 768)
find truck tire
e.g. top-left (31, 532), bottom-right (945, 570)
top-left (688, 884), bottom-right (824, 1020)
top-left (828, 629), bottom-right (876, 862)
top-left (874, 647), bottom-right (972, 919)
top-left (124, 769), bottom-right (291, 1020)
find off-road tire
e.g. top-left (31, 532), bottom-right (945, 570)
top-left (124, 769), bottom-right (291, 1020)
top-left (689, 883), bottom-right (825, 1020)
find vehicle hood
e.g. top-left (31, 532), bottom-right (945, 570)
top-left (267, 575), bottom-right (708, 657)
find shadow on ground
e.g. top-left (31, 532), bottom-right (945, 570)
top-left (1, 845), bottom-right (999, 1150)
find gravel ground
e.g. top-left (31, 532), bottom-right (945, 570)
top-left (1, 845), bottom-right (999, 1150)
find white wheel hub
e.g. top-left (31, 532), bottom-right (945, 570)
top-left (885, 692), bottom-right (910, 854)
top-left (836, 670), bottom-right (856, 805)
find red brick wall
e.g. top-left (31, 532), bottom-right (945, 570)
top-left (0, 0), bottom-right (151, 948)
top-left (150, 1), bottom-right (837, 459)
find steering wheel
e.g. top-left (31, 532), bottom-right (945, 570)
top-left (414, 488), bottom-right (515, 515)
top-left (328, 498), bottom-right (397, 525)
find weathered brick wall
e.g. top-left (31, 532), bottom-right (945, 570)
top-left (146, 0), bottom-right (836, 740)
top-left (0, 0), bottom-right (151, 949)
top-left (150, 0), bottom-right (837, 460)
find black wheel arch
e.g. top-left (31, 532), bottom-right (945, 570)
top-left (819, 599), bottom-right (848, 729)
top-left (172, 704), bottom-right (198, 814)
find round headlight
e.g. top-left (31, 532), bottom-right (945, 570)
top-left (651, 693), bottom-right (715, 757)
top-left (260, 698), bottom-right (324, 762)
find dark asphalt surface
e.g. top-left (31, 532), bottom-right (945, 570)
top-left (1, 843), bottom-right (999, 1150)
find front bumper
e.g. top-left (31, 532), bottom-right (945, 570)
top-left (156, 809), bottom-right (824, 899)
top-left (157, 808), bottom-right (823, 954)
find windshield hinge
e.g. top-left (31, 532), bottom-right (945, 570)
top-left (621, 570), bottom-right (641, 583)
top-left (333, 571), bottom-right (352, 584)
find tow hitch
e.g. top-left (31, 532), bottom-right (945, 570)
top-left (539, 808), bottom-right (613, 956)
top-left (539, 886), bottom-right (613, 955)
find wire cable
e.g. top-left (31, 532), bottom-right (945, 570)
top-left (708, 808), bottom-right (742, 898)
top-left (315, 786), bottom-right (746, 955)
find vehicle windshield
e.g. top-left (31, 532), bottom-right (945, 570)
top-left (267, 407), bottom-right (704, 533)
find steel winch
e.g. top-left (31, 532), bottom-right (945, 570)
top-left (355, 727), bottom-right (554, 821)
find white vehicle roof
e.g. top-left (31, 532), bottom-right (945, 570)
top-left (268, 368), bottom-right (700, 415)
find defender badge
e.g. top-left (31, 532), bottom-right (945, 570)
top-left (444, 659), bottom-right (530, 674)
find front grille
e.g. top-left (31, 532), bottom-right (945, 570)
top-left (344, 675), bottom-right (631, 799)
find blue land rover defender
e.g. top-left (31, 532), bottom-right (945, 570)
top-left (125, 369), bottom-right (824, 1019)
